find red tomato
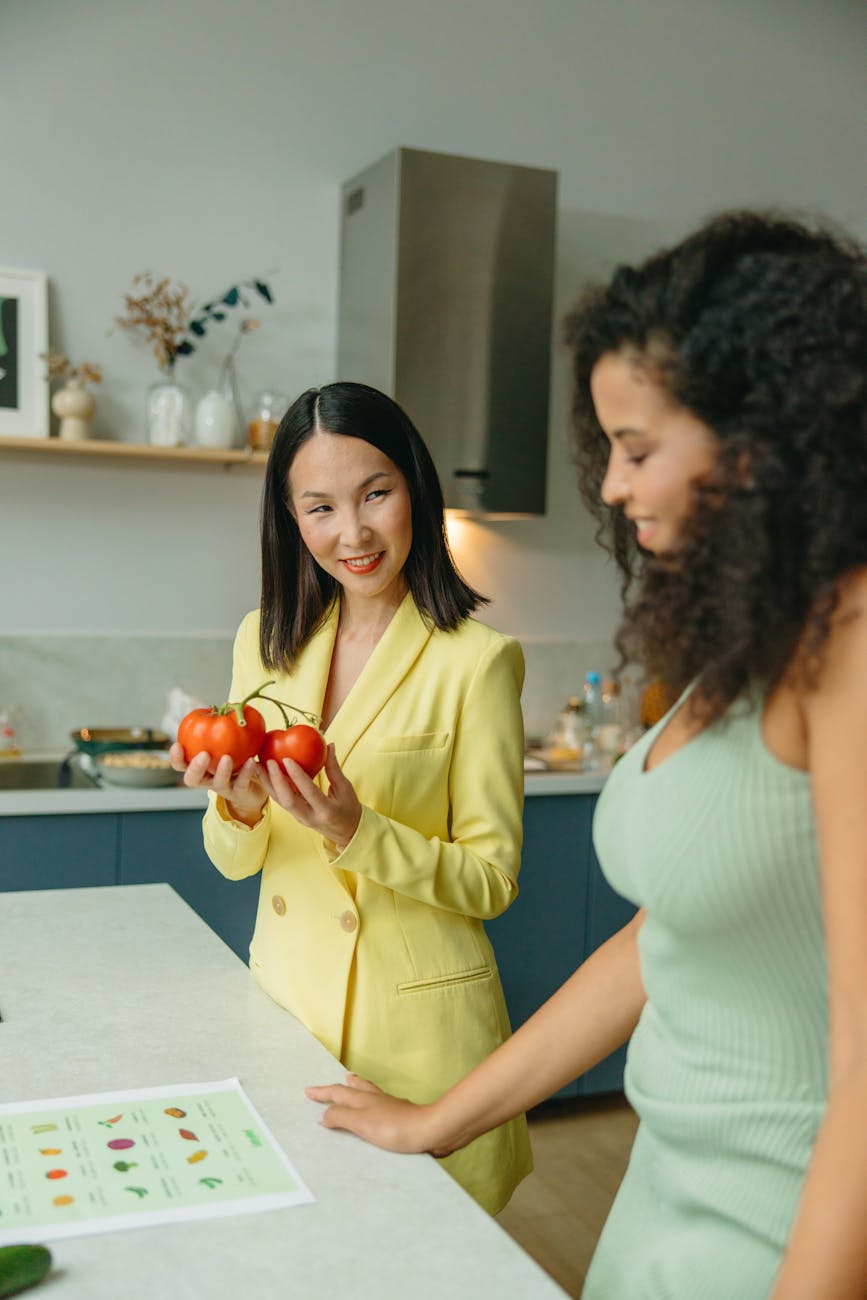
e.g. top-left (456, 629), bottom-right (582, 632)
top-left (259, 724), bottom-right (327, 783)
top-left (177, 704), bottom-right (266, 772)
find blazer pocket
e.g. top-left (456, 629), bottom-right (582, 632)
top-left (397, 964), bottom-right (492, 995)
top-left (376, 731), bottom-right (450, 753)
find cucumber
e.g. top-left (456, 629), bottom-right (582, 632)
top-left (0, 1245), bottom-right (52, 1297)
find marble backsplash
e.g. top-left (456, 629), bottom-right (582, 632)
top-left (1, 632), bottom-right (618, 753)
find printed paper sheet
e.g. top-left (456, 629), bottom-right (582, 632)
top-left (0, 1077), bottom-right (314, 1244)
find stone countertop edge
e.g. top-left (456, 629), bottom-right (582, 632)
top-left (0, 759), bottom-right (606, 816)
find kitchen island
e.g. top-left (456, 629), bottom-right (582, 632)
top-left (0, 883), bottom-right (567, 1299)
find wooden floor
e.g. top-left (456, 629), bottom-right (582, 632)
top-left (496, 1093), bottom-right (638, 1298)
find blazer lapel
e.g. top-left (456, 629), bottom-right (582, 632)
top-left (280, 600), bottom-right (339, 728)
top-left (325, 593), bottom-right (433, 765)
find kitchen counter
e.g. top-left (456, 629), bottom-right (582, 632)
top-left (0, 759), bottom-right (606, 815)
top-left (1, 883), bottom-right (567, 1299)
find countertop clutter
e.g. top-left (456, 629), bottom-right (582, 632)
top-left (0, 884), bottom-right (567, 1299)
top-left (0, 753), bottom-right (606, 816)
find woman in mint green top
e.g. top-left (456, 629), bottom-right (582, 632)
top-left (305, 212), bottom-right (867, 1298)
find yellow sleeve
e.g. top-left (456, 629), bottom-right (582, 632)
top-left (201, 611), bottom-right (272, 881)
top-left (328, 636), bottom-right (525, 919)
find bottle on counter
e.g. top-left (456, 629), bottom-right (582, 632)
top-left (582, 671), bottom-right (604, 728)
top-left (0, 708), bottom-right (21, 758)
top-left (578, 673), bottom-right (601, 770)
top-left (595, 678), bottom-right (625, 764)
top-left (545, 697), bottom-right (587, 763)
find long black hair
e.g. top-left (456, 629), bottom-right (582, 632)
top-left (564, 209), bottom-right (867, 720)
top-left (259, 381), bottom-right (486, 669)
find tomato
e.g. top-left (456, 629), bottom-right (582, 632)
top-left (177, 703), bottom-right (266, 772)
top-left (259, 724), bottom-right (326, 783)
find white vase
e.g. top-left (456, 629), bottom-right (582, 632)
top-left (147, 374), bottom-right (192, 446)
top-left (52, 379), bottom-right (96, 441)
top-left (194, 389), bottom-right (237, 449)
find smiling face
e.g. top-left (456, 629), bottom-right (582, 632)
top-left (287, 430), bottom-right (413, 611)
top-left (590, 351), bottom-right (720, 555)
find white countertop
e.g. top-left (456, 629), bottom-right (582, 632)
top-left (0, 884), bottom-right (566, 1299)
top-left (0, 760), bottom-right (605, 816)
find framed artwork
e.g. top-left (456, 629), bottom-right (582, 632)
top-left (0, 268), bottom-right (49, 438)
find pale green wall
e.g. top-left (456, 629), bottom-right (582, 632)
top-left (1, 0), bottom-right (864, 738)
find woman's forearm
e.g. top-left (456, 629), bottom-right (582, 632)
top-left (426, 911), bottom-right (646, 1154)
top-left (770, 1063), bottom-right (867, 1299)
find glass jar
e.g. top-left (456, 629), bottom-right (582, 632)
top-left (146, 371), bottom-right (192, 447)
top-left (247, 390), bottom-right (288, 452)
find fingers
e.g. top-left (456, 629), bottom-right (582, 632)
top-left (305, 1074), bottom-right (380, 1104)
top-left (182, 749), bottom-right (213, 789)
top-left (344, 1073), bottom-right (382, 1094)
top-left (324, 743), bottom-right (344, 785)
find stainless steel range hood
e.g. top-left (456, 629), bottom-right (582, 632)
top-left (337, 147), bottom-right (557, 516)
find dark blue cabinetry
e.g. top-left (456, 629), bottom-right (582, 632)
top-left (0, 814), bottom-right (118, 891)
top-left (118, 811), bottom-right (259, 962)
top-left (485, 793), bottom-right (636, 1099)
top-left (0, 809), bottom-right (257, 963)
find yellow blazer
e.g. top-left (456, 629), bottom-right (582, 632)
top-left (203, 593), bottom-right (532, 1212)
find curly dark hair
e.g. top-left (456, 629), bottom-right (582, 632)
top-left (563, 209), bottom-right (867, 720)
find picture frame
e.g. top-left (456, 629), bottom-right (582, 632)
top-left (0, 268), bottom-right (49, 438)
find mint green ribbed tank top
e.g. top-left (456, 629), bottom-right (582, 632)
top-left (583, 691), bottom-right (826, 1300)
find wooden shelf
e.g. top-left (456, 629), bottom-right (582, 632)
top-left (0, 435), bottom-right (269, 471)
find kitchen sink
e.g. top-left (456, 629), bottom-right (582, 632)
top-left (0, 758), bottom-right (99, 791)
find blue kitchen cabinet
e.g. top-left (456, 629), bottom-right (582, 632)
top-left (578, 839), bottom-right (637, 1095)
top-left (118, 811), bottom-right (259, 962)
top-left (485, 793), bottom-right (636, 1100)
top-left (0, 814), bottom-right (118, 891)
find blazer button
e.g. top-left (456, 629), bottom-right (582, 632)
top-left (272, 895), bottom-right (286, 916)
top-left (339, 910), bottom-right (358, 933)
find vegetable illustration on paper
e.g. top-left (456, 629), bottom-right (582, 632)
top-left (45, 1169), bottom-right (67, 1180)
top-left (30, 1123), bottom-right (57, 1134)
top-left (124, 1186), bottom-right (149, 1199)
top-left (107, 1138), bottom-right (135, 1150)
top-left (98, 1114), bottom-right (123, 1127)
top-left (178, 1128), bottom-right (198, 1141)
top-left (164, 1107), bottom-right (187, 1118)
top-left (39, 1147), bottom-right (62, 1156)
top-left (113, 1160), bottom-right (138, 1172)
top-left (52, 1195), bottom-right (74, 1207)
top-left (199, 1177), bottom-right (223, 1189)
top-left (187, 1150), bottom-right (208, 1164)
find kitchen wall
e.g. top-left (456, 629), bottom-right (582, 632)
top-left (1, 0), bottom-right (864, 747)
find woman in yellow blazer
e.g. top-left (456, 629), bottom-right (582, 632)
top-left (173, 382), bottom-right (531, 1214)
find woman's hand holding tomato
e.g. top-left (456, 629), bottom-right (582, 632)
top-left (168, 746), bottom-right (270, 827)
top-left (261, 742), bottom-right (361, 851)
top-left (170, 687), bottom-right (358, 844)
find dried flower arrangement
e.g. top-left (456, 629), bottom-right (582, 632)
top-left (41, 351), bottom-right (103, 386)
top-left (115, 272), bottom-right (274, 374)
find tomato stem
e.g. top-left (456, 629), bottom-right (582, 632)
top-left (217, 679), bottom-right (322, 732)
top-left (257, 694), bottom-right (322, 731)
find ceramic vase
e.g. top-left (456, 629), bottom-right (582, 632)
top-left (52, 379), bottom-right (96, 441)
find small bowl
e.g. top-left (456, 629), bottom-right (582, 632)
top-left (96, 749), bottom-right (180, 788)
